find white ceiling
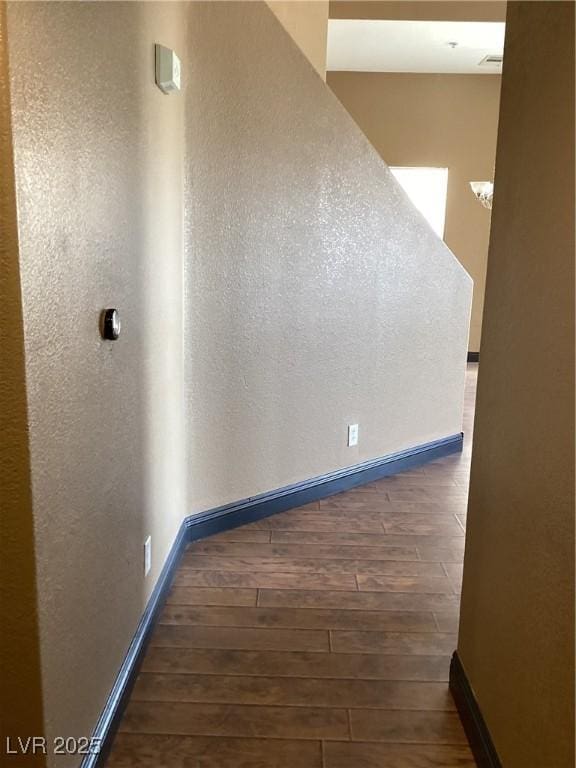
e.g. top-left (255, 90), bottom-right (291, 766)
top-left (327, 20), bottom-right (505, 74)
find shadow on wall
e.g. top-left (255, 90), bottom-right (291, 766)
top-left (0, 1), bottom-right (46, 759)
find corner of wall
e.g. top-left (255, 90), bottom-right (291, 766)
top-left (0, 2), bottom-right (46, 761)
top-left (265, 0), bottom-right (328, 79)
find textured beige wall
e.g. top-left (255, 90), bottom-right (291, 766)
top-left (266, 0), bottom-right (328, 78)
top-left (6, 2), bottom-right (187, 762)
top-left (0, 3), bottom-right (46, 763)
top-left (6, 0), bottom-right (471, 761)
top-left (329, 1), bottom-right (506, 22)
top-left (457, 3), bottom-right (575, 766)
top-left (328, 72), bottom-right (500, 352)
top-left (184, 2), bottom-right (471, 514)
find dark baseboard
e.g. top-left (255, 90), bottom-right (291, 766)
top-left (81, 522), bottom-right (189, 768)
top-left (467, 352), bottom-right (480, 362)
top-left (85, 432), bottom-right (463, 766)
top-left (450, 652), bottom-right (502, 768)
top-left (185, 433), bottom-right (463, 542)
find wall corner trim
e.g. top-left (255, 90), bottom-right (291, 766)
top-left (80, 522), bottom-right (189, 768)
top-left (449, 651), bottom-right (503, 768)
top-left (83, 432), bottom-right (463, 766)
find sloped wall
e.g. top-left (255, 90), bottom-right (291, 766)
top-left (328, 71), bottom-right (500, 352)
top-left (184, 1), bottom-right (471, 513)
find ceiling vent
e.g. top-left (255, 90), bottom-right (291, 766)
top-left (479, 54), bottom-right (503, 66)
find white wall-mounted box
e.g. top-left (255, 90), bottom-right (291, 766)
top-left (155, 44), bottom-right (181, 94)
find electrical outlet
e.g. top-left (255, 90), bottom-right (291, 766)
top-left (144, 536), bottom-right (152, 577)
top-left (348, 423), bottom-right (359, 447)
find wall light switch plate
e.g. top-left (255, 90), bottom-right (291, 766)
top-left (144, 536), bottom-right (152, 577)
top-left (155, 44), bottom-right (181, 94)
top-left (348, 424), bottom-right (359, 447)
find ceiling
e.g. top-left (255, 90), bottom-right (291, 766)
top-left (326, 20), bottom-right (505, 74)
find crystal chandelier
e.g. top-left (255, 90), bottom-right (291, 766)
top-left (469, 181), bottom-right (494, 210)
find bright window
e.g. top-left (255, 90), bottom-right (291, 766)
top-left (390, 167), bottom-right (448, 239)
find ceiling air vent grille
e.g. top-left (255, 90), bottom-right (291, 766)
top-left (479, 54), bottom-right (503, 66)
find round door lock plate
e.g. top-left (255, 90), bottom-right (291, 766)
top-left (101, 308), bottom-right (121, 340)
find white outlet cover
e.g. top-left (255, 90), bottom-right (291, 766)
top-left (144, 536), bottom-right (152, 576)
top-left (348, 424), bottom-right (359, 447)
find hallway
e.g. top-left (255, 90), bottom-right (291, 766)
top-left (106, 365), bottom-right (477, 767)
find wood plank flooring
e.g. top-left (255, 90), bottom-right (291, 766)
top-left (106, 365), bottom-right (477, 767)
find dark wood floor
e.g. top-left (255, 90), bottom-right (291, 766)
top-left (106, 366), bottom-right (477, 767)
